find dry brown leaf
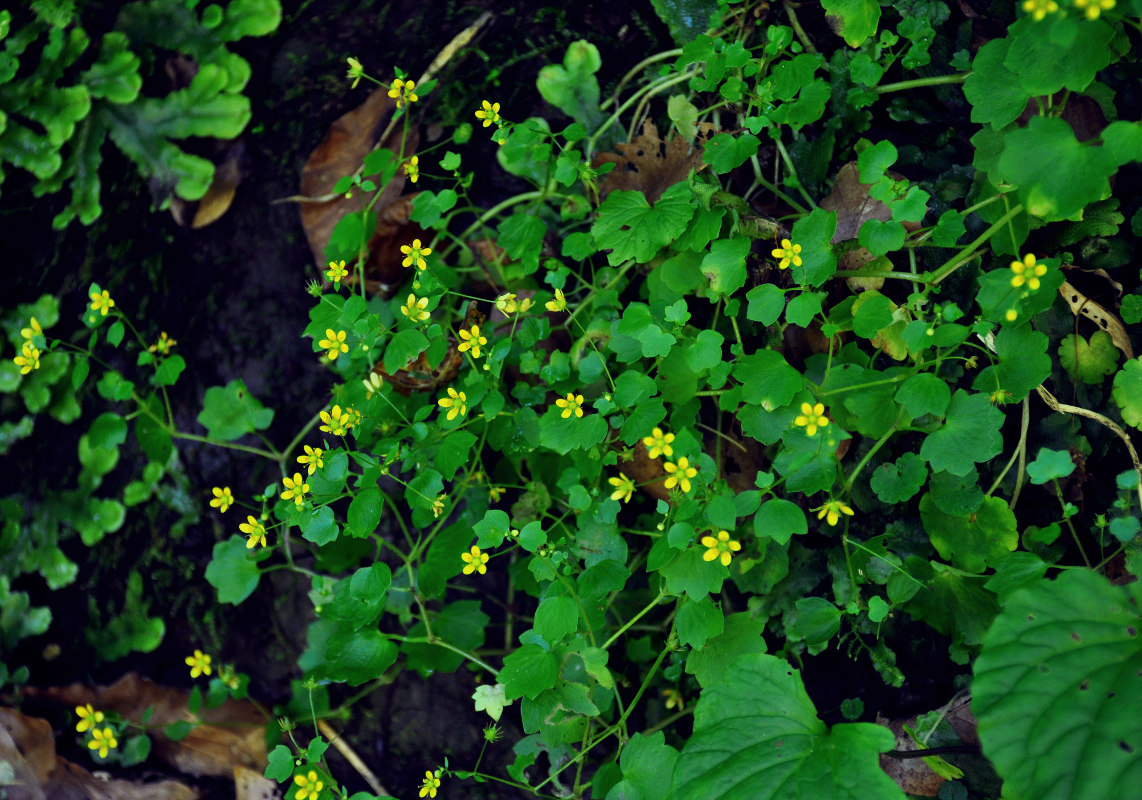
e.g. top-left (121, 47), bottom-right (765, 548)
top-left (594, 120), bottom-right (714, 203)
top-left (170, 142), bottom-right (245, 229)
top-left (876, 713), bottom-right (946, 797)
top-left (377, 302), bottom-right (484, 395)
top-left (1059, 280), bottom-right (1135, 360)
top-left (297, 85), bottom-right (421, 293)
top-left (34, 673), bottom-right (267, 778)
top-left (234, 764), bottom-right (279, 800)
top-left (820, 162), bottom-right (925, 243)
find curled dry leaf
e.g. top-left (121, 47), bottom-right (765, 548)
top-left (1059, 280), bottom-right (1135, 360)
top-left (33, 673), bottom-right (266, 779)
top-left (820, 161), bottom-right (926, 243)
top-left (170, 141), bottom-right (245, 229)
top-left (594, 119), bottom-right (715, 203)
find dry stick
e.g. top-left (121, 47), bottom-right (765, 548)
top-left (317, 719), bottom-right (392, 798)
top-left (1035, 385), bottom-right (1142, 511)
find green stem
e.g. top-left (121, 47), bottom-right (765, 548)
top-left (875, 73), bottom-right (969, 94)
top-left (602, 592), bottom-right (665, 650)
top-left (927, 203), bottom-right (1024, 286)
top-left (171, 430), bottom-right (281, 461)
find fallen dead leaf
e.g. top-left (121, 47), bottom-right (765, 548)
top-left (876, 712), bottom-right (946, 798)
top-left (33, 673), bottom-right (267, 778)
top-left (1059, 280), bottom-right (1135, 360)
top-left (234, 764), bottom-right (279, 800)
top-left (594, 120), bottom-right (714, 203)
top-left (170, 141), bottom-right (245, 229)
top-left (820, 162), bottom-right (925, 243)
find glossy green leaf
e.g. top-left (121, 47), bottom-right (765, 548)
top-left (535, 595), bottom-right (579, 644)
top-left (205, 535), bottom-right (260, 605)
top-left (501, 643), bottom-right (559, 700)
top-left (920, 494), bottom-right (1017, 573)
top-left (1027, 448), bottom-right (1076, 485)
top-left (963, 39), bottom-right (1028, 129)
top-left (920, 390), bottom-right (1004, 476)
top-left (702, 132), bottom-right (760, 174)
top-left (677, 596), bottom-right (725, 649)
top-left (1003, 17), bottom-right (1114, 96)
top-left (753, 498), bottom-right (806, 545)
top-left (789, 208), bottom-right (837, 286)
top-left (592, 183), bottom-right (696, 266)
top-left (701, 236), bottom-right (750, 296)
top-left (820, 0), bottom-right (881, 46)
top-left (869, 452), bottom-right (927, 504)
top-left (608, 731), bottom-right (680, 800)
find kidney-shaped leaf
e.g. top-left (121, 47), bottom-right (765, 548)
top-left (670, 652), bottom-right (905, 800)
top-left (973, 570), bottom-right (1142, 800)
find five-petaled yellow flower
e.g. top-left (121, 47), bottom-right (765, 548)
top-left (438, 387), bottom-right (468, 420)
top-left (458, 324), bottom-right (488, 358)
top-left (281, 473), bottom-right (310, 507)
top-left (89, 726), bottom-right (118, 758)
top-left (404, 155), bottom-right (420, 183)
top-left (401, 293), bottom-right (431, 322)
top-left (401, 239), bottom-right (432, 270)
top-left (294, 770), bottom-right (324, 800)
top-left (148, 331), bottom-right (176, 355)
top-left (545, 288), bottom-right (567, 312)
top-left (432, 494), bottom-right (447, 518)
top-left (608, 474), bottom-right (635, 503)
top-left (771, 239), bottom-right (803, 270)
top-left (489, 486), bottom-right (505, 502)
top-left (363, 371), bottom-right (384, 398)
top-left (319, 405), bottom-right (353, 435)
top-left (420, 769), bottom-right (443, 799)
top-left (1009, 254), bottom-right (1047, 291)
top-left (90, 289), bottom-right (115, 316)
top-left (210, 486), bottom-right (234, 513)
top-left (185, 649), bottom-right (212, 678)
top-left (319, 329), bottom-right (349, 361)
top-left (14, 342), bottom-right (40, 374)
top-left (555, 392), bottom-right (584, 418)
top-left (1022, 0), bottom-right (1058, 19)
top-left (388, 77), bottom-right (418, 108)
top-left (495, 293), bottom-right (533, 315)
top-left (20, 317), bottom-right (43, 342)
top-left (663, 457), bottom-right (698, 493)
top-left (327, 259), bottom-right (349, 285)
top-left (346, 57), bottom-right (364, 88)
top-left (1074, 0), bottom-right (1113, 18)
top-left (816, 500), bottom-right (855, 526)
top-left (794, 402), bottom-right (829, 436)
top-left (475, 100), bottom-right (501, 127)
top-left (240, 515), bottom-right (267, 549)
top-left (298, 445), bottom-right (324, 475)
top-left (75, 704), bottom-right (104, 733)
top-left (461, 545), bottom-right (490, 575)
top-left (701, 530), bottom-right (741, 566)
top-left (642, 427), bottom-right (675, 459)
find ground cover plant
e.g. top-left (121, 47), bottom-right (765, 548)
top-left (3, 1), bottom-right (1142, 799)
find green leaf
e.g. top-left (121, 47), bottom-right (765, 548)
top-left (870, 452), bottom-right (928, 504)
top-left (901, 559), bottom-right (999, 646)
top-left (1101, 121), bottom-right (1142, 168)
top-left (702, 132), bottom-right (760, 174)
top-left (347, 488), bottom-right (382, 537)
top-left (753, 498), bottom-right (807, 545)
top-left (998, 116), bottom-right (1116, 221)
top-left (204, 536), bottom-right (260, 604)
top-left (920, 390), bottom-right (1004, 476)
top-left (608, 732), bottom-right (680, 800)
top-left (789, 208), bottom-right (837, 287)
top-left (501, 644), bottom-right (559, 700)
top-left (384, 328), bottom-right (429, 374)
top-left (435, 429), bottom-right (477, 480)
top-left (266, 745), bottom-right (293, 781)
top-left (788, 597), bottom-right (842, 647)
top-left (685, 612), bottom-right (766, 688)
top-left (537, 40), bottom-right (603, 130)
top-left (821, 0), bottom-right (881, 47)
top-left (88, 412), bottom-right (127, 449)
top-left (534, 595), bottom-right (579, 644)
top-left (972, 323), bottom-right (1052, 401)
top-left (671, 653), bottom-right (904, 800)
top-left (1004, 17), bottom-right (1114, 97)
top-left (660, 547), bottom-right (728, 600)
top-left (1027, 448), bottom-right (1076, 485)
top-left (857, 218), bottom-right (906, 255)
top-left (973, 571), bottom-right (1142, 800)
top-left (851, 291), bottom-right (895, 337)
top-left (153, 354), bottom-right (185, 386)
top-left (701, 236), bottom-right (750, 296)
top-left (963, 39), bottom-right (1028, 130)
top-left (676, 596), bottom-right (725, 649)
top-left (929, 468), bottom-right (983, 516)
top-left (592, 183), bottom-right (696, 266)
top-left (686, 330), bottom-right (725, 372)
top-left (301, 505), bottom-right (338, 546)
top-left (196, 380), bottom-right (274, 442)
top-left (920, 494), bottom-right (1018, 574)
top-left (331, 564), bottom-right (390, 630)
top-left (616, 303), bottom-right (676, 358)
top-left (746, 284), bottom-right (786, 326)
top-left (1112, 358), bottom-right (1142, 428)
top-left (322, 626), bottom-right (398, 686)
top-left (857, 140), bottom-right (897, 184)
top-left (1059, 331), bottom-right (1120, 384)
top-left (895, 373), bottom-right (950, 418)
top-left (732, 351), bottom-right (801, 411)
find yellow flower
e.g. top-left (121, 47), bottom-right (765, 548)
top-left (20, 317), bottom-right (43, 342)
top-left (545, 288), bottom-right (567, 312)
top-left (461, 545), bottom-right (490, 575)
top-left (75, 704), bottom-right (104, 733)
top-left (240, 515), bottom-right (267, 549)
top-left (388, 77), bottom-right (418, 108)
top-left (1005, 308), bottom-right (1019, 322)
top-left (475, 100), bottom-right (501, 127)
top-left (319, 329), bottom-right (349, 361)
top-left (1009, 253), bottom-right (1047, 291)
top-left (346, 406), bottom-right (363, 428)
top-left (319, 405), bottom-right (353, 435)
top-left (88, 726), bottom-right (118, 758)
top-left (401, 239), bottom-right (432, 270)
top-left (701, 530), bottom-right (741, 566)
top-left (432, 493), bottom-right (447, 518)
top-left (662, 688), bottom-right (685, 711)
top-left (438, 387), bottom-right (468, 421)
top-left (495, 292), bottom-right (533, 315)
top-left (148, 331), bottom-right (177, 355)
top-left (298, 445), bottom-right (324, 475)
top-left (13, 342), bottom-right (40, 374)
top-left (457, 324), bottom-right (488, 358)
top-left (771, 238), bottom-right (803, 270)
top-left (663, 457), bottom-right (698, 493)
top-left (404, 155), bottom-right (419, 183)
top-left (1074, 0), bottom-right (1113, 18)
top-left (419, 769), bottom-right (443, 799)
top-left (642, 427), bottom-right (675, 459)
top-left (363, 372), bottom-right (384, 398)
top-left (1022, 0), bottom-right (1059, 19)
top-left (185, 649), bottom-right (212, 678)
top-left (815, 500), bottom-right (854, 526)
top-left (608, 474), bottom-right (635, 503)
top-left (90, 289), bottom-right (115, 316)
top-left (294, 770), bottom-right (325, 800)
top-left (793, 402), bottom-right (829, 436)
top-left (555, 392), bottom-right (584, 419)
top-left (401, 293), bottom-right (431, 322)
top-left (210, 486), bottom-right (234, 513)
top-left (346, 57), bottom-right (364, 88)
top-left (281, 473), bottom-right (310, 507)
top-left (489, 486), bottom-right (505, 502)
top-left (327, 259), bottom-right (349, 284)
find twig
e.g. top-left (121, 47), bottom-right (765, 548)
top-left (317, 719), bottom-right (392, 798)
